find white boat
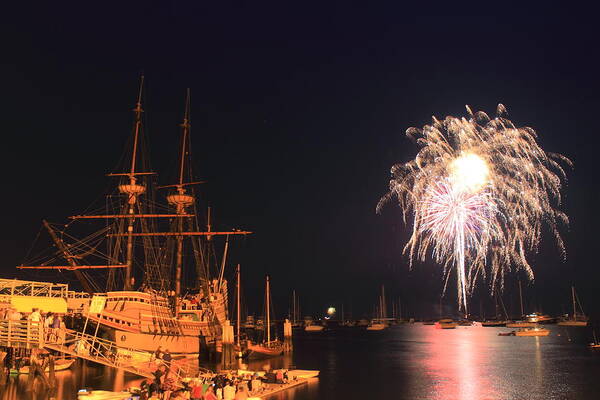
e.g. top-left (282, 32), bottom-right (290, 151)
top-left (557, 286), bottom-right (588, 327)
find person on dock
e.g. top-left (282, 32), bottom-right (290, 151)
top-left (190, 378), bottom-right (203, 400)
top-left (154, 346), bottom-right (163, 364)
top-left (29, 308), bottom-right (41, 322)
top-left (223, 380), bottom-right (235, 400)
top-left (204, 385), bottom-right (218, 400)
top-left (44, 312), bottom-right (54, 341)
top-left (162, 349), bottom-right (172, 368)
top-left (250, 373), bottom-right (262, 394)
top-left (234, 384), bottom-right (249, 400)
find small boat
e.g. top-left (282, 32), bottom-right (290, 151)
top-left (515, 327), bottom-right (550, 337)
top-left (356, 319), bottom-right (370, 327)
top-left (11, 358), bottom-right (75, 374)
top-left (366, 321), bottom-right (387, 331)
top-left (557, 286), bottom-right (588, 327)
top-left (247, 341), bottom-right (284, 359)
top-left (304, 324), bottom-right (325, 332)
top-left (498, 331), bottom-right (516, 336)
top-left (435, 319), bottom-right (457, 329)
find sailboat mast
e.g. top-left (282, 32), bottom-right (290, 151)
top-left (292, 289), bottom-right (296, 324)
top-left (236, 264), bottom-right (241, 345)
top-left (518, 280), bottom-right (524, 317)
top-left (266, 275), bottom-right (271, 343)
top-left (123, 76), bottom-right (145, 290)
top-left (571, 285), bottom-right (576, 319)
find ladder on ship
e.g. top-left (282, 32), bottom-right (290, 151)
top-left (43, 328), bottom-right (195, 380)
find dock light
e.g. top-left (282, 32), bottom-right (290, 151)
top-left (327, 307), bottom-right (336, 316)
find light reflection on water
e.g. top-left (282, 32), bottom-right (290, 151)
top-left (2, 324), bottom-right (600, 399)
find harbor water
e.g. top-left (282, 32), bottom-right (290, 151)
top-left (2, 323), bottom-right (600, 399)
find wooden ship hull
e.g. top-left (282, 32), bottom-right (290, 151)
top-left (86, 288), bottom-right (228, 355)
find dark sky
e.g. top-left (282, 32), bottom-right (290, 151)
top-left (1, 5), bottom-right (598, 319)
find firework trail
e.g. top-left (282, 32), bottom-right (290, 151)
top-left (377, 105), bottom-right (571, 313)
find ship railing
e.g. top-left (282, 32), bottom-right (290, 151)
top-left (0, 319), bottom-right (44, 349)
top-left (0, 279), bottom-right (70, 298)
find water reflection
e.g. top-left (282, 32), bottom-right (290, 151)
top-left (421, 326), bottom-right (498, 399)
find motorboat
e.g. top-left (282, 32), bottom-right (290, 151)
top-left (515, 327), bottom-right (550, 337)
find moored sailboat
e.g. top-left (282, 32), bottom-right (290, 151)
top-left (246, 276), bottom-right (284, 359)
top-left (557, 286), bottom-right (588, 326)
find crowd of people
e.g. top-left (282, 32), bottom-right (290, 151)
top-left (0, 307), bottom-right (65, 342)
top-left (139, 366), bottom-right (293, 400)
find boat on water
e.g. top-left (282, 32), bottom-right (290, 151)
top-left (367, 285), bottom-right (389, 331)
top-left (242, 315), bottom-right (256, 330)
top-left (557, 286), bottom-right (588, 327)
top-left (18, 81), bottom-right (251, 357)
top-left (498, 331), bottom-right (515, 336)
top-left (589, 331), bottom-right (600, 348)
top-left (356, 319), bottom-right (370, 327)
top-left (305, 323), bottom-right (325, 332)
top-left (11, 358), bottom-right (76, 374)
top-left (246, 276), bottom-right (284, 359)
top-left (482, 320), bottom-right (508, 327)
top-left (366, 321), bottom-right (387, 331)
top-left (435, 319), bottom-right (458, 329)
top-left (515, 327), bottom-right (550, 337)
top-left (482, 289), bottom-right (510, 327)
top-left (525, 312), bottom-right (555, 324)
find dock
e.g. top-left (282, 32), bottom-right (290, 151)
top-left (256, 377), bottom-right (315, 399)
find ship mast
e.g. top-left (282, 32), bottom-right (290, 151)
top-left (120, 76), bottom-right (146, 290)
top-left (166, 89), bottom-right (194, 299)
top-left (236, 264), bottom-right (241, 346)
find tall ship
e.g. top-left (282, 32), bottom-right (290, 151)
top-left (18, 78), bottom-right (251, 356)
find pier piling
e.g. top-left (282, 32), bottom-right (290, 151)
top-left (284, 319), bottom-right (293, 353)
top-left (221, 320), bottom-right (236, 368)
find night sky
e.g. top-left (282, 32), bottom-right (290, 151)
top-left (2, 6), bottom-right (599, 319)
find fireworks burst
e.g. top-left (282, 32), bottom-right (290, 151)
top-left (377, 105), bottom-right (571, 313)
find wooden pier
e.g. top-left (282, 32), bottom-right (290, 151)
top-left (0, 320), bottom-right (194, 381)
